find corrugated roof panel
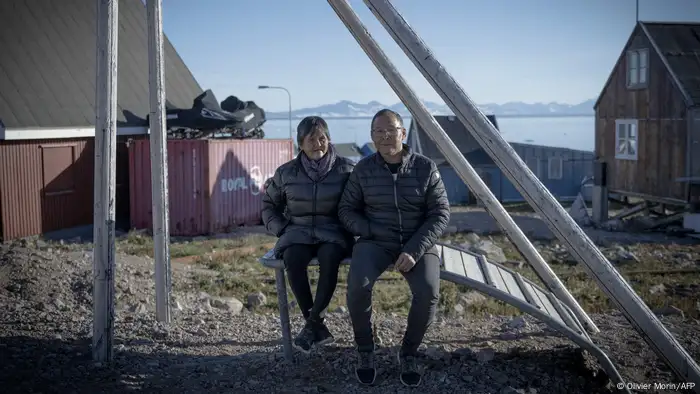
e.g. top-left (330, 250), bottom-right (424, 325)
top-left (0, 0), bottom-right (203, 129)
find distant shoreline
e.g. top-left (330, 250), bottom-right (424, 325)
top-left (265, 114), bottom-right (594, 120)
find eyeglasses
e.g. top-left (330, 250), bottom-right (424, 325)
top-left (371, 127), bottom-right (403, 137)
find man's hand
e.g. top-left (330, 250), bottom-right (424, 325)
top-left (395, 252), bottom-right (416, 272)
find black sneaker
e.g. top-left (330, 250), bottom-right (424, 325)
top-left (314, 321), bottom-right (335, 346)
top-left (397, 352), bottom-right (421, 387)
top-left (292, 321), bottom-right (315, 354)
top-left (354, 347), bottom-right (377, 385)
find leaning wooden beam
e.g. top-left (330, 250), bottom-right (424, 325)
top-left (609, 203), bottom-right (649, 221)
top-left (146, 0), bottom-right (172, 323)
top-left (93, 0), bottom-right (119, 362)
top-left (362, 0), bottom-right (700, 388)
top-left (325, 0), bottom-right (598, 335)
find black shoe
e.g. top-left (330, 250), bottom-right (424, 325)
top-left (292, 321), bottom-right (315, 354)
top-left (354, 347), bottom-right (377, 385)
top-left (397, 352), bottom-right (421, 387)
top-left (314, 321), bottom-right (335, 346)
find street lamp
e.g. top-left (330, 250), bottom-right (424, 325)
top-left (258, 85), bottom-right (293, 142)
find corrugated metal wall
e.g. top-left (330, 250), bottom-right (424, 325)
top-left (129, 139), bottom-right (210, 236)
top-left (129, 138), bottom-right (293, 236)
top-left (0, 137), bottom-right (137, 241)
top-left (0, 139), bottom-right (90, 240)
top-left (208, 140), bottom-right (292, 232)
top-left (439, 167), bottom-right (470, 205)
top-left (437, 144), bottom-right (594, 206)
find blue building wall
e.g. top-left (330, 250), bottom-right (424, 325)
top-left (359, 143), bottom-right (376, 157)
top-left (439, 167), bottom-right (470, 205)
top-left (439, 142), bottom-right (594, 205)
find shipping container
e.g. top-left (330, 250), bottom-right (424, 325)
top-left (128, 138), bottom-right (294, 236)
top-left (0, 136), bottom-right (141, 241)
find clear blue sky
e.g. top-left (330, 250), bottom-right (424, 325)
top-left (162, 0), bottom-right (700, 112)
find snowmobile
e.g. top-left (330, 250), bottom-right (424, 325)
top-left (152, 89), bottom-right (266, 139)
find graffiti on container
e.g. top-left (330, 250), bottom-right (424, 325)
top-left (220, 166), bottom-right (274, 196)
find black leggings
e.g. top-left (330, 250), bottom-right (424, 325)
top-left (283, 243), bottom-right (346, 322)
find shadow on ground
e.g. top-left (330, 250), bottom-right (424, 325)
top-left (0, 334), bottom-right (613, 393)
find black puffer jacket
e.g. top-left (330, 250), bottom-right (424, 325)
top-left (338, 146), bottom-right (450, 261)
top-left (262, 153), bottom-right (356, 257)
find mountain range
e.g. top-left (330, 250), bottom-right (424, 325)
top-left (265, 99), bottom-right (595, 119)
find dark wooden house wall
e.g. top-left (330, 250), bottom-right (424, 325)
top-left (594, 27), bottom-right (689, 203)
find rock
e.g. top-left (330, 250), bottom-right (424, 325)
top-left (334, 306), bottom-right (348, 314)
top-left (460, 291), bottom-right (487, 306)
top-left (425, 346), bottom-right (443, 360)
top-left (464, 232), bottom-right (481, 245)
top-left (247, 292), bottom-right (267, 308)
top-left (470, 240), bottom-right (507, 263)
top-left (502, 260), bottom-right (524, 269)
top-left (452, 303), bottom-right (465, 316)
top-left (129, 303), bottom-right (148, 314)
top-left (654, 305), bottom-right (684, 318)
top-left (476, 348), bottom-right (495, 363)
top-left (507, 316), bottom-right (528, 330)
top-left (210, 297), bottom-right (244, 315)
top-left (649, 284), bottom-right (666, 295)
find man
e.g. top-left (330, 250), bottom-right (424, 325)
top-left (338, 109), bottom-right (450, 387)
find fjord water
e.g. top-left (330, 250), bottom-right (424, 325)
top-left (262, 115), bottom-right (594, 151)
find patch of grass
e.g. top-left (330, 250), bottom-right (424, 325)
top-left (115, 230), bottom-right (276, 258)
top-left (179, 232), bottom-right (699, 319)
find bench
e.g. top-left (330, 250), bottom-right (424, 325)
top-left (258, 244), bottom-right (627, 389)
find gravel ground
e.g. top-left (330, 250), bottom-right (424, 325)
top-left (1, 240), bottom-right (699, 394)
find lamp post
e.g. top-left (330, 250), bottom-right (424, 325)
top-left (258, 85), bottom-right (293, 142)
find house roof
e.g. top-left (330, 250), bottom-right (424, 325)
top-left (594, 21), bottom-right (700, 108)
top-left (0, 0), bottom-right (203, 130)
top-left (333, 143), bottom-right (362, 158)
top-left (406, 114), bottom-right (499, 166)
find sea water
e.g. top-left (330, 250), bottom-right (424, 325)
top-left (261, 115), bottom-right (594, 151)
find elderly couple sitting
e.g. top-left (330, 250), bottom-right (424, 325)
top-left (261, 109), bottom-right (450, 388)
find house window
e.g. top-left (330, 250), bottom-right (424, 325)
top-left (548, 157), bottom-right (563, 180)
top-left (627, 49), bottom-right (649, 87)
top-left (615, 119), bottom-right (638, 160)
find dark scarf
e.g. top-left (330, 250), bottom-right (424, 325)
top-left (301, 143), bottom-right (337, 182)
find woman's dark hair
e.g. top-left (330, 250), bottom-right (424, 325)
top-left (371, 108), bottom-right (403, 128)
top-left (296, 116), bottom-right (330, 146)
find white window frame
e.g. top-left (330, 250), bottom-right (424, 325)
top-left (548, 157), bottom-right (563, 180)
top-left (615, 119), bottom-right (638, 160)
top-left (626, 48), bottom-right (649, 87)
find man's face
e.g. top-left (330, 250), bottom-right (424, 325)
top-left (371, 114), bottom-right (406, 157)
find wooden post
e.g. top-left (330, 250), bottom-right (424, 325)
top-left (592, 161), bottom-right (609, 224)
top-left (93, 0), bottom-right (118, 363)
top-left (325, 0), bottom-right (598, 334)
top-left (146, 0), bottom-right (172, 323)
top-left (362, 0), bottom-right (700, 387)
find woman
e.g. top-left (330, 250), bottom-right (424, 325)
top-left (261, 116), bottom-right (356, 353)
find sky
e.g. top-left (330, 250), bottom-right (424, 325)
top-left (161, 0), bottom-right (700, 112)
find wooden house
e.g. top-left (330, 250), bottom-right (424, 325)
top-left (594, 21), bottom-right (700, 207)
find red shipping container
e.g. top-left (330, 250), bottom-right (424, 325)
top-left (128, 138), bottom-right (294, 236)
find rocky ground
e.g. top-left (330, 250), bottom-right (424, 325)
top-left (1, 227), bottom-right (699, 393)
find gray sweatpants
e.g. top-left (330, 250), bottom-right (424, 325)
top-left (346, 241), bottom-right (441, 355)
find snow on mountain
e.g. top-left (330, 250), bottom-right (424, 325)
top-left (266, 99), bottom-right (595, 119)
